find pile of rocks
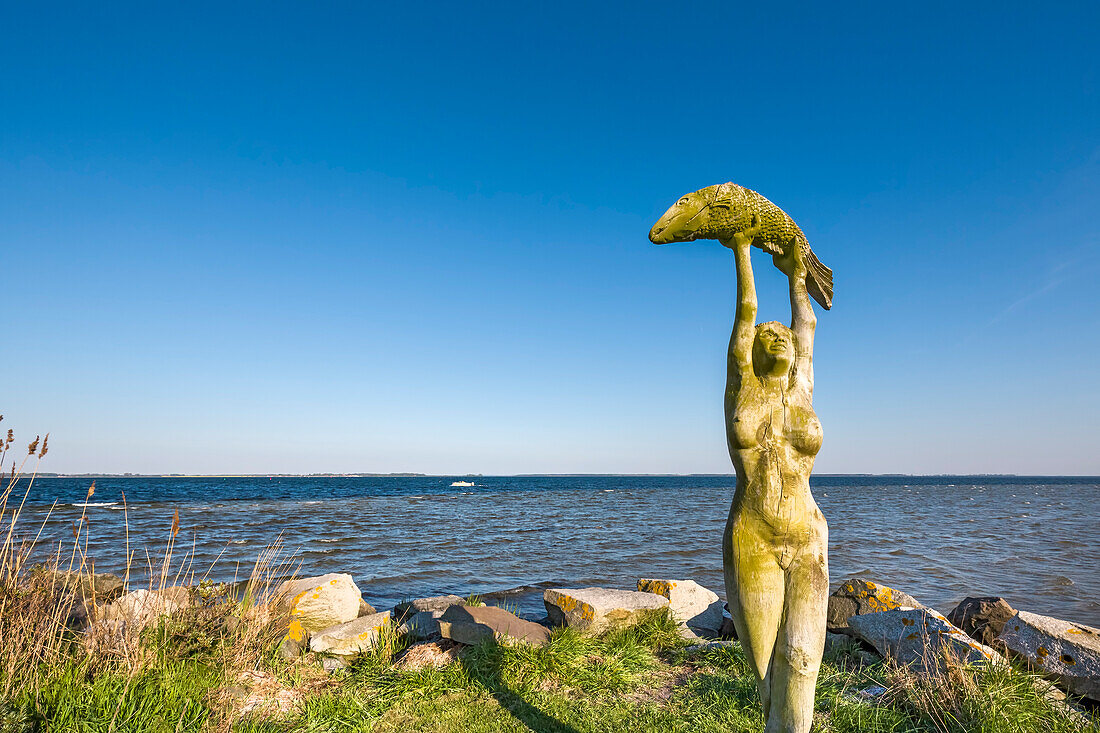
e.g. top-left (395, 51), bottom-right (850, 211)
top-left (825, 577), bottom-right (1100, 703)
top-left (45, 567), bottom-right (1099, 705)
top-left (273, 575), bottom-right (734, 668)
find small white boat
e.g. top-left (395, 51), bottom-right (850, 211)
top-left (450, 481), bottom-right (476, 487)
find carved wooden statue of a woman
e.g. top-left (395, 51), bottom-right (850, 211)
top-left (651, 183), bottom-right (831, 733)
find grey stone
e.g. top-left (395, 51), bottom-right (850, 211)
top-left (947, 596), bottom-right (1017, 647)
top-left (637, 578), bottom-right (724, 634)
top-left (358, 598), bottom-right (377, 617)
top-left (439, 605), bottom-right (551, 647)
top-left (309, 611), bottom-right (391, 657)
top-left (719, 615), bottom-right (738, 640)
top-left (321, 657), bottom-right (348, 673)
top-left (848, 607), bottom-right (1002, 674)
top-left (393, 595), bottom-right (466, 621)
top-left (277, 637), bottom-right (303, 660)
top-left (844, 685), bottom-right (887, 704)
top-left (43, 570), bottom-right (126, 602)
top-left (853, 649), bottom-right (881, 666)
top-left (397, 610), bottom-right (444, 640)
top-left (102, 588), bottom-right (183, 630)
top-left (827, 578), bottom-right (924, 634)
top-left (685, 640), bottom-right (737, 653)
top-left (997, 610), bottom-right (1100, 701)
top-left (824, 631), bottom-right (858, 656)
top-left (543, 587), bottom-right (669, 634)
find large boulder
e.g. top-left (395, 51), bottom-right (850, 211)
top-left (827, 578), bottom-right (924, 634)
top-left (947, 596), bottom-right (1016, 647)
top-left (544, 587), bottom-right (669, 634)
top-left (997, 610), bottom-right (1100, 701)
top-left (309, 611), bottom-right (391, 657)
top-left (275, 573), bottom-right (361, 643)
top-left (637, 578), bottom-right (724, 635)
top-left (848, 607), bottom-right (1002, 674)
top-left (393, 595), bottom-right (466, 621)
top-left (439, 605), bottom-right (550, 647)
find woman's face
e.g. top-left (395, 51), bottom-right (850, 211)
top-left (755, 327), bottom-right (794, 374)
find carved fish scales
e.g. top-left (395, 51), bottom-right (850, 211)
top-left (649, 182), bottom-right (833, 310)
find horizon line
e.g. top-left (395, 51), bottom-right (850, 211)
top-left (25, 472), bottom-right (1100, 479)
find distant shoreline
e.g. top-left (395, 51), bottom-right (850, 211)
top-left (25, 473), bottom-right (1098, 479)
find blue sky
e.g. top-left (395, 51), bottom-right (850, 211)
top-left (2, 2), bottom-right (1098, 474)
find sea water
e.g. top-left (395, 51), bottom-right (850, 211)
top-left (13, 475), bottom-right (1099, 625)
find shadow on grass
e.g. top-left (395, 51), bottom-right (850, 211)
top-left (459, 642), bottom-right (581, 733)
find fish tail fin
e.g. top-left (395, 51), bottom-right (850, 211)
top-left (805, 248), bottom-right (833, 310)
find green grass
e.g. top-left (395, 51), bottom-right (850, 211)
top-left (3, 608), bottom-right (1096, 733)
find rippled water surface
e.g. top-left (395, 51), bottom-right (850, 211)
top-left (13, 476), bottom-right (1100, 625)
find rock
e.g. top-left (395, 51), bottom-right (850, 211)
top-left (637, 578), bottom-right (724, 634)
top-left (997, 610), bottom-right (1100, 701)
top-left (397, 610), bottom-right (444, 640)
top-left (853, 649), bottom-right (881, 666)
top-left (275, 573), bottom-right (362, 641)
top-left (277, 637), bottom-right (304, 660)
top-left (309, 611), bottom-right (391, 657)
top-left (685, 640), bottom-right (737, 653)
top-left (824, 631), bottom-right (856, 656)
top-left (38, 570), bottom-right (127, 628)
top-left (321, 657), bottom-right (348, 673)
top-left (358, 599), bottom-right (377, 617)
top-left (827, 578), bottom-right (924, 634)
top-left (679, 626), bottom-right (706, 642)
top-left (393, 595), bottom-right (467, 621)
top-left (844, 685), bottom-right (887, 704)
top-left (848, 607), bottom-right (1002, 674)
top-left (156, 586), bottom-right (193, 609)
top-left (102, 588), bottom-right (183, 629)
top-left (947, 596), bottom-right (1016, 647)
top-left (43, 570), bottom-right (126, 602)
top-left (544, 587), bottom-right (669, 634)
top-left (719, 615), bottom-right (737, 640)
top-left (395, 640), bottom-right (462, 670)
top-left (439, 605), bottom-right (551, 646)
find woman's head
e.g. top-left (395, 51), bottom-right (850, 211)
top-left (753, 321), bottom-right (796, 377)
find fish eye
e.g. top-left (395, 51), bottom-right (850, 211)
top-left (677, 197), bottom-right (690, 206)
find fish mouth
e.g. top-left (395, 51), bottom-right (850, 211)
top-left (649, 218), bottom-right (699, 244)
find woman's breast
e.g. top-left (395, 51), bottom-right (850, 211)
top-left (785, 406), bottom-right (822, 456)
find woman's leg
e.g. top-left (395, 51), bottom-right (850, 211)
top-left (766, 542), bottom-right (829, 733)
top-left (724, 517), bottom-right (786, 717)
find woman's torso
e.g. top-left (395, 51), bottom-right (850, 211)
top-left (726, 379), bottom-right (825, 548)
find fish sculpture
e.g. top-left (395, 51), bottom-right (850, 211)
top-left (649, 182), bottom-right (833, 310)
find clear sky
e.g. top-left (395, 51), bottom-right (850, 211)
top-left (2, 2), bottom-right (1098, 475)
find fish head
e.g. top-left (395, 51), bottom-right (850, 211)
top-left (649, 183), bottom-right (737, 244)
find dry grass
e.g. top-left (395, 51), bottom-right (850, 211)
top-left (0, 416), bottom-right (303, 712)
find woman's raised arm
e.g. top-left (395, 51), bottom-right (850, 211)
top-left (785, 254), bottom-right (816, 397)
top-left (726, 217), bottom-right (762, 389)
